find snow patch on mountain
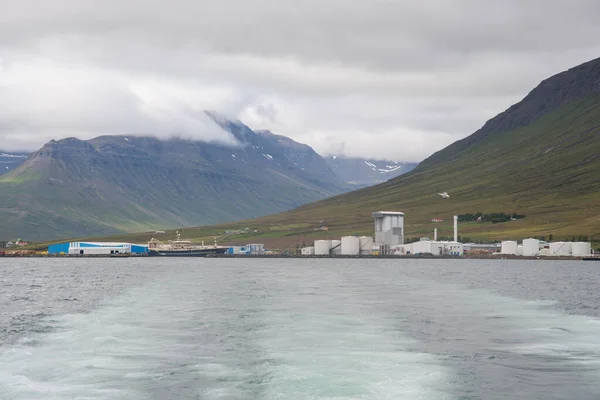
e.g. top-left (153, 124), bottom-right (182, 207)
top-left (327, 156), bottom-right (418, 187)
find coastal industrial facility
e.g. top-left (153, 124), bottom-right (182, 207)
top-left (300, 211), bottom-right (465, 256)
top-left (41, 210), bottom-right (594, 258)
top-left (298, 211), bottom-right (594, 258)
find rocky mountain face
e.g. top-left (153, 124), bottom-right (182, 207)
top-left (0, 152), bottom-right (28, 175)
top-left (0, 117), bottom-right (354, 241)
top-left (325, 156), bottom-right (417, 187)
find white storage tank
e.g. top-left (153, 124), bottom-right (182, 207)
top-left (331, 240), bottom-right (342, 255)
top-left (341, 236), bottom-right (360, 255)
top-left (501, 241), bottom-right (518, 255)
top-left (301, 246), bottom-right (315, 256)
top-left (314, 240), bottom-right (332, 255)
top-left (516, 245), bottom-right (524, 256)
top-left (549, 242), bottom-right (572, 256)
top-left (572, 242), bottom-right (592, 257)
top-left (522, 238), bottom-right (540, 256)
top-left (359, 236), bottom-right (374, 255)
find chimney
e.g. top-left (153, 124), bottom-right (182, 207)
top-left (434, 228), bottom-right (438, 241)
top-left (453, 215), bottom-right (458, 242)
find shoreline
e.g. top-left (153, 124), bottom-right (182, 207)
top-left (0, 253), bottom-right (594, 260)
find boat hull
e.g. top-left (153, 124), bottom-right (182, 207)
top-left (148, 247), bottom-right (228, 257)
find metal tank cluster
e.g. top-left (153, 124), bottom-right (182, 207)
top-left (500, 239), bottom-right (592, 257)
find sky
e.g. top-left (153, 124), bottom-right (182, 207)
top-left (0, 0), bottom-right (599, 162)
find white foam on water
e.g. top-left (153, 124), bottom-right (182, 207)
top-left (395, 278), bottom-right (600, 391)
top-left (240, 290), bottom-right (454, 400)
top-left (0, 275), bottom-right (217, 399)
top-left (0, 267), bottom-right (454, 400)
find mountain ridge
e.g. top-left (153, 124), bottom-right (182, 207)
top-left (0, 118), bottom-right (354, 241)
top-left (417, 56), bottom-right (600, 171)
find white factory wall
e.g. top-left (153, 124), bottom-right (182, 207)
top-left (411, 241), bottom-right (434, 255)
top-left (67, 242), bottom-right (132, 255)
top-left (404, 241), bottom-right (464, 256)
top-left (68, 247), bottom-right (129, 255)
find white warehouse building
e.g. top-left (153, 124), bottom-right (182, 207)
top-left (394, 240), bottom-right (464, 256)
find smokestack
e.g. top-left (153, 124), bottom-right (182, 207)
top-left (434, 228), bottom-right (437, 241)
top-left (453, 215), bottom-right (458, 242)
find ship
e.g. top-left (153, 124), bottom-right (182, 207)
top-left (147, 231), bottom-right (229, 257)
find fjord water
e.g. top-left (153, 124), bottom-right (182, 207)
top-left (2, 259), bottom-right (600, 399)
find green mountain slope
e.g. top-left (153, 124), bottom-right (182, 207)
top-left (103, 56), bottom-right (599, 247)
top-left (259, 95), bottom-right (600, 241)
top-left (254, 59), bottom-right (600, 242)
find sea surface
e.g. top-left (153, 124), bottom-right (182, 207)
top-left (1, 258), bottom-right (600, 399)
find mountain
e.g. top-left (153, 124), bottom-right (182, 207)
top-left (0, 117), bottom-right (353, 241)
top-left (325, 156), bottom-right (417, 187)
top-left (263, 56), bottom-right (600, 242)
top-left (0, 152), bottom-right (29, 175)
top-left (113, 56), bottom-right (599, 248)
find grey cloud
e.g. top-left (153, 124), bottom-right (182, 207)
top-left (0, 0), bottom-right (600, 160)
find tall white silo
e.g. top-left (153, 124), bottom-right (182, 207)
top-left (501, 241), bottom-right (518, 255)
top-left (341, 236), bottom-right (360, 255)
top-left (549, 242), bottom-right (572, 256)
top-left (572, 242), bottom-right (592, 257)
top-left (359, 236), bottom-right (374, 255)
top-left (314, 240), bottom-right (332, 255)
top-left (522, 238), bottom-right (540, 256)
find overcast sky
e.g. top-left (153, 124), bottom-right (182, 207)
top-left (1, 0), bottom-right (599, 161)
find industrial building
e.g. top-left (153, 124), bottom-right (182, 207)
top-left (48, 242), bottom-right (148, 255)
top-left (372, 211), bottom-right (404, 254)
top-left (300, 211), bottom-right (469, 257)
top-left (393, 239), bottom-right (464, 256)
top-left (226, 244), bottom-right (265, 255)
